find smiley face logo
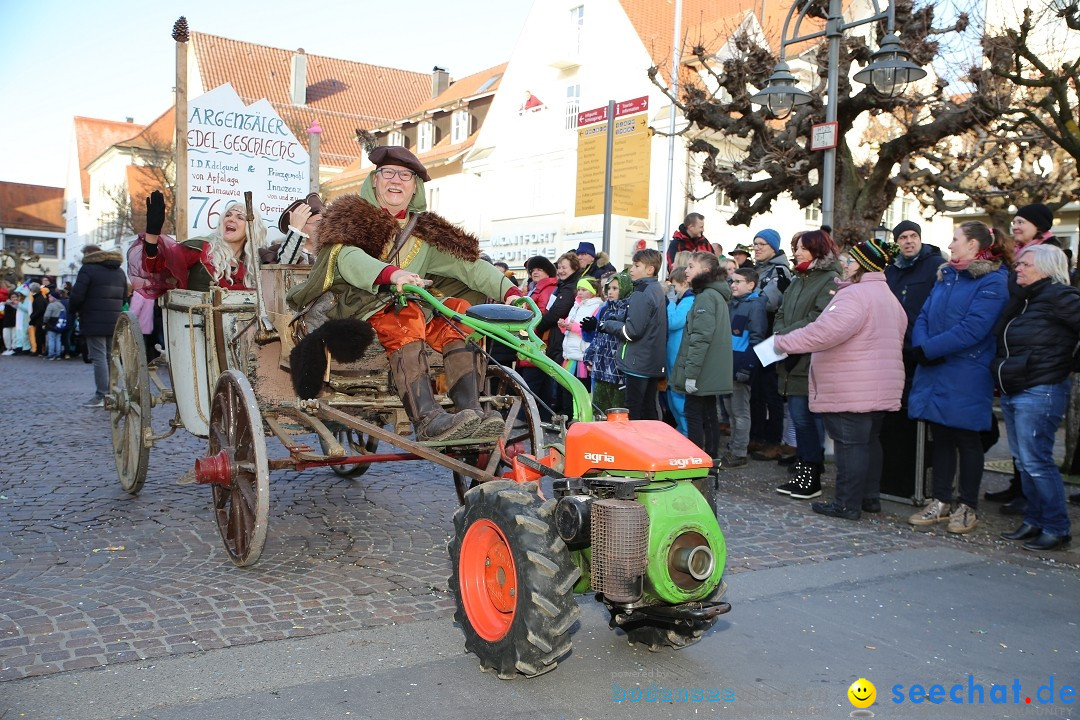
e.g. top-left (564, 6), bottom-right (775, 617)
top-left (848, 678), bottom-right (876, 709)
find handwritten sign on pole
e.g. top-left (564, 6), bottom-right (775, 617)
top-left (185, 83), bottom-right (309, 235)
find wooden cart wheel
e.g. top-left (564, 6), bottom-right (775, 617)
top-left (109, 312), bottom-right (151, 495)
top-left (208, 370), bottom-right (270, 567)
top-left (453, 364), bottom-right (544, 505)
top-left (320, 426), bottom-right (381, 478)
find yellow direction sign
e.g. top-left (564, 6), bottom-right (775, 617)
top-left (575, 98), bottom-right (651, 218)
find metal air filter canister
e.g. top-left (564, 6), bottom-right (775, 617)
top-left (590, 498), bottom-right (649, 603)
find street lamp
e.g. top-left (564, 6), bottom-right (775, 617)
top-left (873, 225), bottom-right (891, 243)
top-left (750, 0), bottom-right (927, 230)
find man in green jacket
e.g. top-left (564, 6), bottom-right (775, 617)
top-left (287, 146), bottom-right (520, 441)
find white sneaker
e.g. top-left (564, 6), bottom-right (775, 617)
top-left (82, 395), bottom-right (105, 408)
top-left (1, 350), bottom-right (13, 356)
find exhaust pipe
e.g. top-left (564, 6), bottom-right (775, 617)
top-left (672, 544), bottom-right (714, 581)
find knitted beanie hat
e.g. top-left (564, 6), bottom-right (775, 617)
top-left (850, 238), bottom-right (895, 273)
top-left (753, 228), bottom-right (781, 252)
top-left (892, 220), bottom-right (922, 240)
top-left (1014, 203), bottom-right (1054, 233)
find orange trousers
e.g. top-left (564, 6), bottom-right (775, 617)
top-left (368, 297), bottom-right (472, 354)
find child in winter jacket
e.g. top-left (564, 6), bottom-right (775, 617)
top-left (42, 294), bottom-right (67, 359)
top-left (558, 276), bottom-right (603, 383)
top-left (724, 268), bottom-right (768, 466)
top-left (671, 252), bottom-right (733, 462)
top-left (665, 267), bottom-right (694, 436)
top-left (584, 272), bottom-right (632, 414)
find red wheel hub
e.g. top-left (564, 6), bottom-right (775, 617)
top-left (195, 450), bottom-right (233, 486)
top-left (458, 519), bottom-right (518, 642)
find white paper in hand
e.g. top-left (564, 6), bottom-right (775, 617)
top-left (753, 335), bottom-right (788, 366)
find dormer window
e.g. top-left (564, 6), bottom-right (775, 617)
top-left (418, 121), bottom-right (433, 153)
top-left (388, 129), bottom-right (404, 147)
top-left (451, 109), bottom-right (470, 143)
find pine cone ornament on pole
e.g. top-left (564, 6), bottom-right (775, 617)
top-left (172, 16), bottom-right (189, 42)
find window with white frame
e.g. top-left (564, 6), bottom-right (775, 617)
top-left (417, 121), bottom-right (433, 153)
top-left (451, 109), bottom-right (470, 144)
top-left (565, 84), bottom-right (580, 130)
top-left (805, 201), bottom-right (821, 223)
top-left (570, 5), bottom-right (584, 55)
top-left (715, 187), bottom-right (733, 210)
top-left (388, 129), bottom-right (404, 147)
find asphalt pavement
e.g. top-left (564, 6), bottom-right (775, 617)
top-left (2, 354), bottom-right (1078, 719)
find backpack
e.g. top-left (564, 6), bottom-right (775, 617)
top-left (48, 308), bottom-right (67, 331)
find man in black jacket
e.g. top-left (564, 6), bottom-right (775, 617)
top-left (880, 219), bottom-right (943, 507)
top-left (69, 244), bottom-right (127, 407)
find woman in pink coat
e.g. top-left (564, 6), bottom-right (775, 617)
top-left (773, 238), bottom-right (907, 520)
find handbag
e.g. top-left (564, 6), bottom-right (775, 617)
top-left (289, 243), bottom-right (343, 344)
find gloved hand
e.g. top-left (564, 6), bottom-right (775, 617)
top-left (580, 315), bottom-right (597, 332)
top-left (912, 346), bottom-right (945, 366)
top-left (145, 191), bottom-right (166, 235)
top-left (735, 368), bottom-right (752, 384)
top-left (684, 378), bottom-right (698, 394)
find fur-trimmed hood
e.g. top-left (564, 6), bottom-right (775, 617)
top-left (936, 258), bottom-right (1002, 281)
top-left (316, 194), bottom-right (480, 262)
top-left (82, 250), bottom-right (124, 266)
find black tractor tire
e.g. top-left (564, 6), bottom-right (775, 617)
top-left (449, 480), bottom-right (580, 678)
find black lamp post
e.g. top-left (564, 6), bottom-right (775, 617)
top-left (749, 0), bottom-right (926, 229)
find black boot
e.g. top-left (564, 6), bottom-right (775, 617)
top-left (789, 461), bottom-right (823, 500)
top-left (389, 342), bottom-right (479, 441)
top-left (985, 462), bottom-right (1023, 502)
top-left (441, 340), bottom-right (505, 437)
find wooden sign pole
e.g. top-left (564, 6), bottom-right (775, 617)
top-left (172, 17), bottom-right (190, 242)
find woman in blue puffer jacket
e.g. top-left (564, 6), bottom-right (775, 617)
top-left (907, 221), bottom-right (1010, 535)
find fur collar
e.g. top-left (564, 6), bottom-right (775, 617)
top-left (936, 258), bottom-right (1002, 281)
top-left (316, 194), bottom-right (480, 262)
top-left (82, 250), bottom-right (123, 265)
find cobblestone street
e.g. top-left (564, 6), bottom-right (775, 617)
top-left (2, 354), bottom-right (1078, 683)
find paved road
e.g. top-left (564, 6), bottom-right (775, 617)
top-left (1, 354), bottom-right (1078, 718)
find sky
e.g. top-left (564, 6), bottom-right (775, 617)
top-left (0, 0), bottom-right (535, 189)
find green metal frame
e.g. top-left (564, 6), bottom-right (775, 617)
top-left (400, 285), bottom-right (593, 423)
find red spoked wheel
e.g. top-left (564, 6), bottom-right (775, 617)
top-left (449, 480), bottom-right (580, 678)
top-left (206, 370), bottom-right (270, 567)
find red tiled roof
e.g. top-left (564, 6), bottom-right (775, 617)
top-left (190, 31), bottom-right (433, 167)
top-left (0, 182), bottom-right (64, 232)
top-left (620, 0), bottom-right (823, 82)
top-left (73, 116), bottom-right (144, 202)
top-left (409, 64), bottom-right (507, 117)
top-left (325, 65), bottom-right (506, 195)
top-left (115, 107), bottom-right (175, 152)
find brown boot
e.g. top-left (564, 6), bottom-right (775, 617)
top-left (751, 443), bottom-right (783, 461)
top-left (389, 342), bottom-right (479, 441)
top-left (441, 340), bottom-right (505, 437)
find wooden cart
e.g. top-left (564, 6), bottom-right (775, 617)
top-left (106, 265), bottom-right (543, 567)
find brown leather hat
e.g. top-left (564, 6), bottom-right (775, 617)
top-left (368, 145), bottom-right (430, 182)
top-left (277, 192), bottom-right (325, 234)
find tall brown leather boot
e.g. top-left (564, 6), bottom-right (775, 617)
top-left (441, 340), bottom-right (505, 437)
top-left (389, 341), bottom-right (479, 441)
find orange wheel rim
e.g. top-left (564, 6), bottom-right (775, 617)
top-left (459, 518), bottom-right (518, 642)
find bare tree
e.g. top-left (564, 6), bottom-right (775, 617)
top-left (101, 131), bottom-right (177, 239)
top-left (0, 248), bottom-right (45, 283)
top-left (898, 129), bottom-right (1080, 227)
top-left (651, 0), bottom-right (1012, 246)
